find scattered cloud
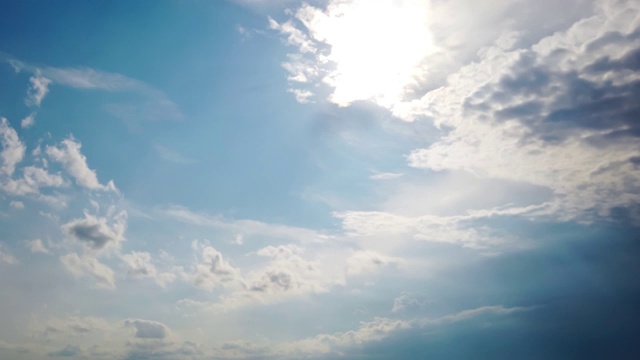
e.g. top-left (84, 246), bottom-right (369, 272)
top-left (26, 239), bottom-right (49, 254)
top-left (9, 200), bottom-right (24, 209)
top-left (121, 251), bottom-right (176, 287)
top-left (60, 252), bottom-right (116, 289)
top-left (46, 137), bottom-right (117, 192)
top-left (21, 112), bottom-right (36, 128)
top-left (392, 292), bottom-right (432, 313)
top-left (153, 144), bottom-right (196, 165)
top-left (61, 211), bottom-right (127, 251)
top-left (124, 319), bottom-right (169, 339)
top-left (186, 240), bottom-right (243, 291)
top-left (26, 71), bottom-right (51, 107)
top-left (370, 172), bottom-right (403, 180)
top-left (0, 117), bottom-right (26, 177)
top-left (48, 344), bottom-right (81, 357)
top-left (0, 242), bottom-right (18, 265)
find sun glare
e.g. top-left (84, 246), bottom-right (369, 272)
top-left (305, 0), bottom-right (435, 107)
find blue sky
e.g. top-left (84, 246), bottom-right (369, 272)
top-left (0, 0), bottom-right (639, 359)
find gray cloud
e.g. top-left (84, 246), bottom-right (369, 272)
top-left (61, 212), bottom-right (126, 251)
top-left (124, 319), bottom-right (169, 339)
top-left (48, 344), bottom-right (81, 357)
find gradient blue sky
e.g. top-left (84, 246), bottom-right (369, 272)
top-left (1, 0), bottom-right (639, 359)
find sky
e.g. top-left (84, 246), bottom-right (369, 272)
top-left (0, 0), bottom-right (639, 359)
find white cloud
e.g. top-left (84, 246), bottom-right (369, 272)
top-left (345, 250), bottom-right (401, 276)
top-left (46, 137), bottom-right (117, 192)
top-left (392, 292), bottom-right (431, 313)
top-left (60, 252), bottom-right (115, 289)
top-left (21, 112), bottom-right (35, 128)
top-left (124, 319), bottom-right (169, 339)
top-left (26, 239), bottom-right (49, 254)
top-left (370, 172), bottom-right (403, 180)
top-left (61, 211), bottom-right (127, 251)
top-left (187, 240), bottom-right (243, 291)
top-left (0, 243), bottom-right (18, 265)
top-left (26, 71), bottom-right (51, 107)
top-left (121, 251), bottom-right (176, 287)
top-left (0, 117), bottom-right (26, 177)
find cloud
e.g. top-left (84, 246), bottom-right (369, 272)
top-left (187, 240), bottom-right (242, 291)
top-left (26, 71), bottom-right (51, 107)
top-left (153, 144), bottom-right (196, 165)
top-left (60, 253), bottom-right (115, 289)
top-left (21, 112), bottom-right (35, 128)
top-left (121, 251), bottom-right (175, 287)
top-left (48, 344), bottom-right (81, 357)
top-left (26, 239), bottom-right (49, 254)
top-left (370, 172), bottom-right (403, 180)
top-left (46, 137), bottom-right (117, 192)
top-left (124, 319), bottom-right (169, 339)
top-left (345, 250), bottom-right (401, 276)
top-left (0, 243), bottom-right (18, 265)
top-left (392, 292), bottom-right (432, 313)
top-left (10, 200), bottom-right (24, 209)
top-left (0, 117), bottom-right (26, 177)
top-left (4, 57), bottom-right (184, 124)
top-left (61, 211), bottom-right (127, 251)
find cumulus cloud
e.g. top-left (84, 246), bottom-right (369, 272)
top-left (0, 117), bottom-right (26, 177)
top-left (60, 253), bottom-right (115, 289)
top-left (46, 137), bottom-right (117, 192)
top-left (124, 319), bottom-right (169, 339)
top-left (187, 240), bottom-right (242, 291)
top-left (61, 211), bottom-right (127, 251)
top-left (20, 112), bottom-right (35, 128)
top-left (121, 251), bottom-right (175, 287)
top-left (274, 0), bottom-right (640, 222)
top-left (26, 71), bottom-right (51, 107)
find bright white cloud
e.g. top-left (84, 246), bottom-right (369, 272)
top-left (187, 240), bottom-right (243, 291)
top-left (46, 138), bottom-right (117, 192)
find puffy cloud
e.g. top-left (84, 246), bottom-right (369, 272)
top-left (187, 240), bottom-right (242, 291)
top-left (0, 117), bottom-right (25, 177)
top-left (20, 112), bottom-right (35, 128)
top-left (60, 252), bottom-right (116, 289)
top-left (26, 71), bottom-right (51, 107)
top-left (124, 319), bottom-right (169, 339)
top-left (121, 251), bottom-right (175, 287)
top-left (26, 239), bottom-right (49, 254)
top-left (46, 137), bottom-right (117, 192)
top-left (61, 211), bottom-right (127, 251)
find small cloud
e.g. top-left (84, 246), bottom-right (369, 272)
top-left (370, 172), bottom-right (403, 180)
top-left (60, 252), bottom-right (115, 289)
top-left (9, 200), bottom-right (24, 209)
top-left (392, 292), bottom-right (432, 313)
top-left (154, 144), bottom-right (196, 165)
top-left (61, 211), bottom-right (127, 251)
top-left (124, 319), bottom-right (169, 339)
top-left (46, 137), bottom-right (117, 192)
top-left (20, 112), bottom-right (35, 128)
top-left (0, 243), bottom-right (18, 265)
top-left (26, 70), bottom-right (51, 107)
top-left (26, 239), bottom-right (49, 254)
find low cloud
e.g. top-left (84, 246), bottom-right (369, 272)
top-left (61, 211), bottom-right (127, 251)
top-left (124, 319), bottom-right (169, 339)
top-left (60, 252), bottom-right (116, 289)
